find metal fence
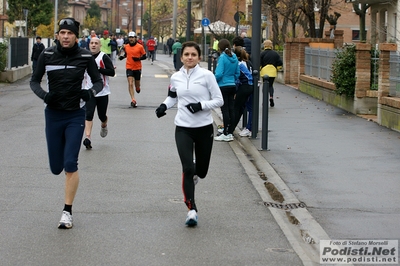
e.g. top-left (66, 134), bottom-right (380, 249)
top-left (9, 37), bottom-right (29, 68)
top-left (304, 47), bottom-right (335, 82)
top-left (389, 51), bottom-right (400, 97)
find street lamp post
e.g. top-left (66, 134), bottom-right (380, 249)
top-left (148, 0), bottom-right (151, 38)
top-left (23, 8), bottom-right (28, 37)
top-left (54, 0), bottom-right (58, 37)
top-left (140, 0), bottom-right (143, 39)
top-left (186, 0), bottom-right (191, 41)
top-left (132, 0), bottom-right (136, 33)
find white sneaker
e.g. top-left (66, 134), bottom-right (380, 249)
top-left (214, 134), bottom-right (233, 142)
top-left (217, 128), bottom-right (224, 134)
top-left (58, 211), bottom-right (73, 229)
top-left (239, 128), bottom-right (251, 137)
top-left (193, 175), bottom-right (199, 185)
top-left (185, 210), bottom-right (198, 226)
top-left (100, 126), bottom-right (108, 138)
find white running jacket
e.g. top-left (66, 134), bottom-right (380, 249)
top-left (163, 64), bottom-right (223, 128)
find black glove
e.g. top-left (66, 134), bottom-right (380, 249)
top-left (155, 103), bottom-right (167, 118)
top-left (186, 102), bottom-right (202, 114)
top-left (80, 89), bottom-right (94, 102)
top-left (118, 55), bottom-right (125, 60)
top-left (44, 91), bottom-right (55, 104)
top-left (132, 57), bottom-right (140, 61)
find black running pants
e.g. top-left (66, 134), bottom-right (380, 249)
top-left (175, 124), bottom-right (214, 212)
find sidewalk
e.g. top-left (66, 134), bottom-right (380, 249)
top-left (246, 81), bottom-right (400, 241)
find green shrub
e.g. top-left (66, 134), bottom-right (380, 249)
top-left (0, 42), bottom-right (7, 72)
top-left (331, 44), bottom-right (356, 98)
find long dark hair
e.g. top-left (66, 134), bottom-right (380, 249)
top-left (233, 46), bottom-right (248, 62)
top-left (218, 39), bottom-right (232, 57)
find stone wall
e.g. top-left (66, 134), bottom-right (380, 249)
top-left (284, 36), bottom-right (400, 132)
top-left (0, 65), bottom-right (31, 83)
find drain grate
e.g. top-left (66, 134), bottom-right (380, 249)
top-left (264, 202), bottom-right (306, 210)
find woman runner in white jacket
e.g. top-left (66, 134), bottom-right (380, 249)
top-left (155, 41), bottom-right (223, 226)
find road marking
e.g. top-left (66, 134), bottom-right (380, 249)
top-left (154, 74), bottom-right (169, 78)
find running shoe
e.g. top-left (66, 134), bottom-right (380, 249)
top-left (58, 211), bottom-right (73, 229)
top-left (185, 210), bottom-right (198, 226)
top-left (217, 128), bottom-right (224, 134)
top-left (83, 138), bottom-right (92, 149)
top-left (130, 101), bottom-right (137, 108)
top-left (239, 128), bottom-right (251, 137)
top-left (214, 134), bottom-right (233, 142)
top-left (270, 98), bottom-right (275, 107)
top-left (136, 87), bottom-right (141, 93)
top-left (100, 126), bottom-right (108, 138)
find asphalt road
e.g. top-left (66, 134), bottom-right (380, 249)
top-left (2, 51), bottom-right (399, 266)
top-left (0, 54), bottom-right (303, 266)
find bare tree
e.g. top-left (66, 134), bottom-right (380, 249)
top-left (352, 0), bottom-right (370, 42)
top-left (317, 0), bottom-right (332, 37)
top-left (263, 0), bottom-right (280, 46)
top-left (206, 0), bottom-right (225, 22)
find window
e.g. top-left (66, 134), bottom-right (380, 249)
top-left (352, 30), bottom-right (367, 41)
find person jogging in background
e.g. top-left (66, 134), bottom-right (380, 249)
top-left (155, 41), bottom-right (223, 226)
top-left (118, 31), bottom-right (147, 108)
top-left (82, 37), bottom-right (115, 149)
top-left (146, 36), bottom-right (156, 65)
top-left (100, 30), bottom-right (111, 58)
top-left (30, 17), bottom-right (103, 229)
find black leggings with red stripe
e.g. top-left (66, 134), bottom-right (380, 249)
top-left (175, 124), bottom-right (214, 212)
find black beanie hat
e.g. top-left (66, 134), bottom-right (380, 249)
top-left (58, 18), bottom-right (80, 37)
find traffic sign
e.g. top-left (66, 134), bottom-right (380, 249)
top-left (201, 18), bottom-right (210, 27)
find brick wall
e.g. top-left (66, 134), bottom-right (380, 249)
top-left (355, 43), bottom-right (372, 98)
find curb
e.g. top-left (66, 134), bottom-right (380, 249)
top-left (212, 111), bottom-right (340, 266)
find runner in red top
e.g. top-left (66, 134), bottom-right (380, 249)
top-left (146, 36), bottom-right (156, 65)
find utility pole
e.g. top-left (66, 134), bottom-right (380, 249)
top-left (132, 0), bottom-right (136, 33)
top-left (140, 0), bottom-right (143, 39)
top-left (172, 0), bottom-right (177, 40)
top-left (54, 0), bottom-right (58, 37)
top-left (251, 0), bottom-right (262, 139)
top-left (148, 0), bottom-right (151, 38)
top-left (23, 9), bottom-right (28, 37)
top-left (202, 0), bottom-right (206, 60)
top-left (186, 0), bottom-right (191, 41)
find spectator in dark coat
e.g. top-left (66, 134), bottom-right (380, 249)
top-left (166, 37), bottom-right (174, 57)
top-left (240, 32), bottom-right (252, 57)
top-left (31, 36), bottom-right (45, 72)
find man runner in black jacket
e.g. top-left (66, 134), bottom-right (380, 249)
top-left (30, 17), bottom-right (103, 229)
